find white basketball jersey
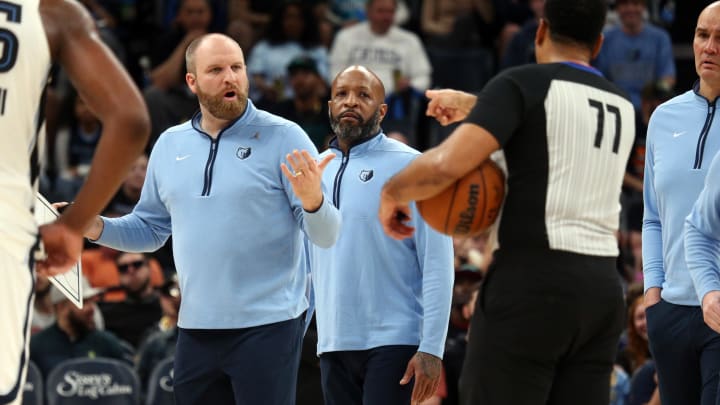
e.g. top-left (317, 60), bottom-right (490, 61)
top-left (0, 0), bottom-right (51, 260)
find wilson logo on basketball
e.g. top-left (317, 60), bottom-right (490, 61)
top-left (417, 159), bottom-right (505, 237)
top-left (454, 184), bottom-right (479, 235)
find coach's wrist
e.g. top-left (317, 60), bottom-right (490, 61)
top-left (84, 216), bottom-right (105, 241)
top-left (303, 195), bottom-right (324, 213)
top-left (644, 287), bottom-right (662, 307)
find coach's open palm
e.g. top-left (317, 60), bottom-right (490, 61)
top-left (281, 149), bottom-right (336, 212)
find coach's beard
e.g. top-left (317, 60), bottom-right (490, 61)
top-left (196, 84), bottom-right (248, 120)
top-left (331, 108), bottom-right (382, 145)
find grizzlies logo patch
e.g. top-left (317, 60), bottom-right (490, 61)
top-left (236, 147), bottom-right (251, 160)
top-left (359, 170), bottom-right (373, 182)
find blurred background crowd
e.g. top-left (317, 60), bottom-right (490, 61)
top-left (30, 0), bottom-right (702, 404)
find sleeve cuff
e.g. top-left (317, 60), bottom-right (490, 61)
top-left (418, 344), bottom-right (444, 360)
top-left (87, 217), bottom-right (106, 243)
top-left (698, 284), bottom-right (720, 307)
top-left (643, 273), bottom-right (665, 293)
top-left (303, 196), bottom-right (325, 214)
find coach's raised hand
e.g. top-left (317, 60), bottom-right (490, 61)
top-left (281, 149), bottom-right (335, 212)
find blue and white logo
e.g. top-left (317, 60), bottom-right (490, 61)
top-left (236, 147), bottom-right (252, 160)
top-left (359, 170), bottom-right (374, 182)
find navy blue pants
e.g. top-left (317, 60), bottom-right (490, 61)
top-left (646, 300), bottom-right (720, 405)
top-left (319, 345), bottom-right (417, 405)
top-left (173, 316), bottom-right (304, 405)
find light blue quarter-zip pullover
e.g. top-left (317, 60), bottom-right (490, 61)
top-left (310, 133), bottom-right (454, 358)
top-left (644, 86), bottom-right (720, 305)
top-left (97, 101), bottom-right (341, 329)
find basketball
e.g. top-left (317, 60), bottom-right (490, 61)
top-left (417, 160), bottom-right (505, 237)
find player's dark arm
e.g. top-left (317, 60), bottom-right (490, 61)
top-left (381, 123), bottom-right (500, 204)
top-left (41, 0), bottom-right (150, 234)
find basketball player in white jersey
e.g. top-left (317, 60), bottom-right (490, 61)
top-left (0, 1), bottom-right (149, 403)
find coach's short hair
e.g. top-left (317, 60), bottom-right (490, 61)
top-left (544, 0), bottom-right (607, 51)
top-left (185, 35), bottom-right (206, 74)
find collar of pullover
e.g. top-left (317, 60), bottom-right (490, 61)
top-left (328, 132), bottom-right (384, 157)
top-left (693, 80), bottom-right (720, 106)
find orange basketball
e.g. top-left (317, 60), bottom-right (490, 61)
top-left (417, 160), bottom-right (505, 237)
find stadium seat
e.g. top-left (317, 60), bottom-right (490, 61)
top-left (22, 360), bottom-right (43, 405)
top-left (145, 356), bottom-right (174, 405)
top-left (117, 338), bottom-right (137, 365)
top-left (45, 357), bottom-right (140, 405)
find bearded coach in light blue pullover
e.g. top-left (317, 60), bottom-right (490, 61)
top-left (83, 34), bottom-right (340, 405)
top-left (643, 3), bottom-right (720, 403)
top-left (309, 65), bottom-right (454, 405)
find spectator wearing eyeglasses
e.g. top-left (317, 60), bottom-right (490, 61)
top-left (98, 252), bottom-right (164, 349)
top-left (81, 242), bottom-right (166, 302)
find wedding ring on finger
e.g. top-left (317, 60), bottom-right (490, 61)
top-left (294, 170), bottom-right (304, 177)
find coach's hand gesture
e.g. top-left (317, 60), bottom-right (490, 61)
top-left (282, 149), bottom-right (335, 212)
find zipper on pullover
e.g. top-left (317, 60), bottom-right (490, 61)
top-left (190, 109), bottom-right (246, 197)
top-left (329, 133), bottom-right (382, 207)
top-left (202, 138), bottom-right (219, 196)
top-left (694, 101), bottom-right (716, 170)
top-left (332, 152), bottom-right (350, 208)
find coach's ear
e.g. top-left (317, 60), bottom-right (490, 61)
top-left (186, 72), bottom-right (198, 95)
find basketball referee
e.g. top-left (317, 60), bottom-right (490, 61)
top-left (378, 0), bottom-right (634, 403)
